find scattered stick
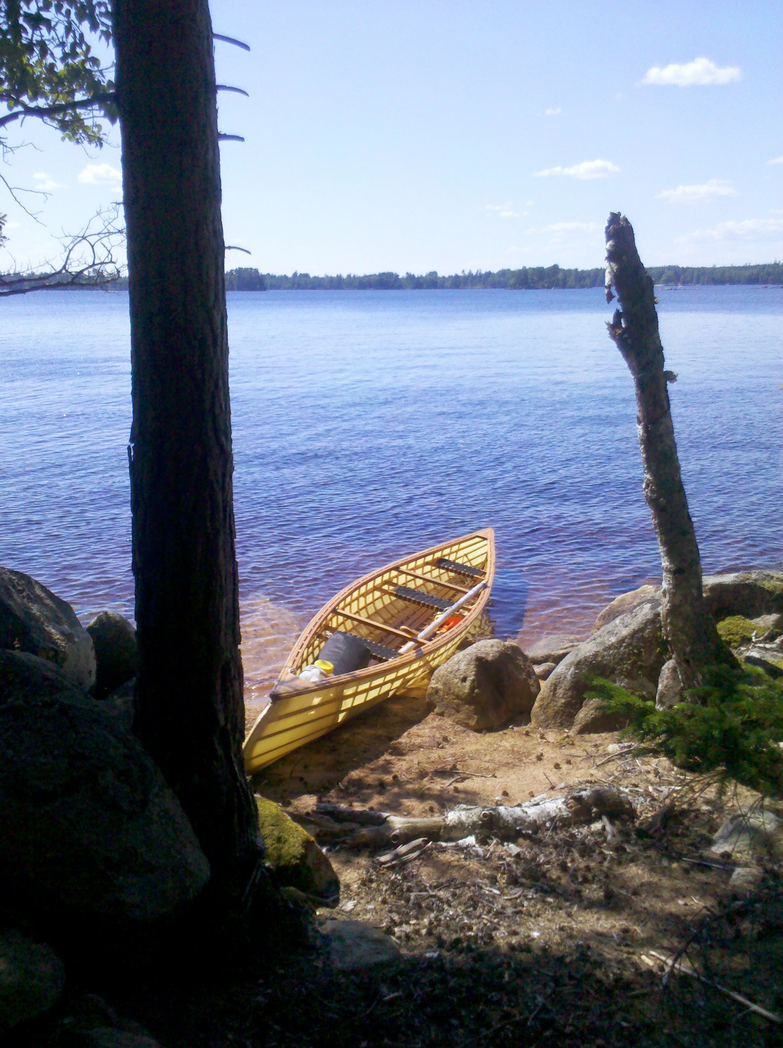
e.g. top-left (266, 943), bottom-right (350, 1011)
top-left (680, 856), bottom-right (736, 872)
top-left (644, 951), bottom-right (782, 1024)
top-left (315, 803), bottom-right (388, 825)
top-left (376, 838), bottom-right (431, 867)
top-left (595, 745), bottom-right (638, 768)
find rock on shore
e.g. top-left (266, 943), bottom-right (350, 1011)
top-left (0, 566), bottom-right (96, 691)
top-left (426, 640), bottom-right (539, 731)
top-left (0, 648), bottom-right (210, 928)
top-left (528, 571), bottom-right (783, 731)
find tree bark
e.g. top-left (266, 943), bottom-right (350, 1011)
top-left (604, 213), bottom-right (731, 691)
top-left (113, 0), bottom-right (261, 890)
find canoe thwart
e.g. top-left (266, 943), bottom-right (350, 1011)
top-left (394, 566), bottom-right (471, 594)
top-left (434, 557), bottom-right (485, 579)
top-left (332, 607), bottom-right (415, 641)
top-left (393, 585), bottom-right (452, 611)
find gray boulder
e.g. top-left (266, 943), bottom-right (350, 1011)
top-left (0, 649), bottom-right (210, 926)
top-left (426, 640), bottom-right (540, 731)
top-left (0, 930), bottom-right (65, 1031)
top-left (1, 647), bottom-right (92, 705)
top-left (0, 567), bottom-right (95, 691)
top-left (530, 595), bottom-right (666, 731)
top-left (521, 634), bottom-right (583, 666)
top-left (703, 570), bottom-right (783, 622)
top-left (593, 584), bottom-right (660, 633)
top-left (87, 611), bottom-right (138, 700)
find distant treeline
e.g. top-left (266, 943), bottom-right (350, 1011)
top-left (225, 263), bottom-right (783, 291)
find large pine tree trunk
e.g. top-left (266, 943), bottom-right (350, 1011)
top-left (604, 213), bottom-right (730, 692)
top-left (113, 0), bottom-right (261, 890)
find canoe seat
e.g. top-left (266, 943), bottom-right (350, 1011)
top-left (356, 637), bottom-right (401, 662)
top-left (434, 557), bottom-right (485, 579)
top-left (394, 585), bottom-right (452, 611)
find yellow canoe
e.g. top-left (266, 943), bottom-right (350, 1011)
top-left (243, 528), bottom-right (495, 774)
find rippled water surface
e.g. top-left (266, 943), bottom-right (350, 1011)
top-left (2, 287), bottom-right (781, 697)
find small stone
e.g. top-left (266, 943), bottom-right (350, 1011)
top-left (534, 662), bottom-right (557, 681)
top-left (729, 866), bottom-right (763, 894)
top-left (711, 810), bottom-right (782, 859)
top-left (87, 611), bottom-right (138, 700)
top-left (322, 919), bottom-right (402, 971)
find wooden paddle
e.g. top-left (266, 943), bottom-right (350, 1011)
top-left (399, 579), bottom-right (487, 654)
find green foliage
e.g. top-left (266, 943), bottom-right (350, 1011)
top-left (226, 264), bottom-right (783, 291)
top-left (0, 0), bottom-right (115, 145)
top-left (585, 665), bottom-right (783, 797)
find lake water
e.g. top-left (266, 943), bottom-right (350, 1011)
top-left (1, 286), bottom-right (781, 705)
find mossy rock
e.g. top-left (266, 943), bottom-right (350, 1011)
top-left (717, 615), bottom-right (761, 648)
top-left (255, 797), bottom-right (339, 904)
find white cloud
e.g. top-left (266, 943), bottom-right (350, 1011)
top-left (78, 163), bottom-right (122, 189)
top-left (533, 159), bottom-right (620, 180)
top-left (640, 57), bottom-right (741, 87)
top-left (486, 204), bottom-right (527, 219)
top-left (677, 217), bottom-right (783, 243)
top-left (768, 156), bottom-right (783, 166)
top-left (655, 179), bottom-right (738, 204)
top-left (545, 107), bottom-right (562, 116)
top-left (542, 221), bottom-right (599, 233)
top-left (32, 172), bottom-right (64, 191)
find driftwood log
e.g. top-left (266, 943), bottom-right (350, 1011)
top-left (604, 213), bottom-right (732, 691)
top-left (290, 787), bottom-right (635, 848)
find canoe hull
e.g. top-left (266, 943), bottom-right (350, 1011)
top-left (243, 529), bottom-right (494, 774)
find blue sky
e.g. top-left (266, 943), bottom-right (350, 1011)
top-left (2, 0), bottom-right (782, 273)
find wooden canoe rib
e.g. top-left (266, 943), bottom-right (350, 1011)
top-left (243, 528), bottom-right (495, 774)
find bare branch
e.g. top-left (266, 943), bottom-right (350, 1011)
top-left (0, 204), bottom-right (125, 297)
top-left (213, 33), bottom-right (251, 51)
top-left (216, 85), bottom-right (249, 97)
top-left (225, 245), bottom-right (251, 254)
top-left (218, 133), bottom-right (244, 142)
top-left (0, 170), bottom-right (47, 223)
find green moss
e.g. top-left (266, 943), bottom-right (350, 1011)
top-left (717, 615), bottom-right (760, 649)
top-left (255, 797), bottom-right (340, 901)
top-left (255, 796), bottom-right (313, 869)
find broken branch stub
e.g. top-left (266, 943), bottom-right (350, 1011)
top-left (604, 212), bottom-right (732, 691)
